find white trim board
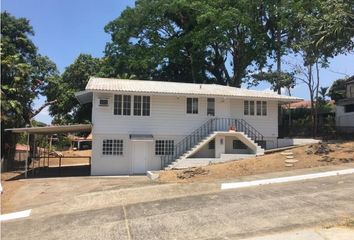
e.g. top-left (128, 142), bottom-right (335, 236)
top-left (221, 168), bottom-right (354, 190)
top-left (0, 209), bottom-right (32, 221)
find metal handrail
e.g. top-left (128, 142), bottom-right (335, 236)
top-left (161, 118), bottom-right (264, 168)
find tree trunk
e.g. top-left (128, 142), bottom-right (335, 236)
top-left (189, 54), bottom-right (197, 84)
top-left (314, 61), bottom-right (320, 137)
top-left (308, 65), bottom-right (316, 138)
top-left (276, 29), bottom-right (282, 94)
top-left (232, 49), bottom-right (242, 88)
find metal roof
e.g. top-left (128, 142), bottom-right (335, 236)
top-left (84, 77), bottom-right (302, 102)
top-left (5, 124), bottom-right (92, 134)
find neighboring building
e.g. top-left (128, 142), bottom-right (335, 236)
top-left (14, 144), bottom-right (30, 162)
top-left (76, 77), bottom-right (301, 175)
top-left (69, 133), bottom-right (92, 150)
top-left (336, 76), bottom-right (354, 132)
top-left (283, 100), bottom-right (335, 110)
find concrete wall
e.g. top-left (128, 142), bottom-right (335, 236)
top-left (346, 83), bottom-right (354, 98)
top-left (190, 143), bottom-right (215, 158)
top-left (336, 105), bottom-right (354, 127)
top-left (91, 134), bottom-right (184, 175)
top-left (225, 136), bottom-right (253, 154)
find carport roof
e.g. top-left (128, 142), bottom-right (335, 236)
top-left (5, 124), bottom-right (92, 134)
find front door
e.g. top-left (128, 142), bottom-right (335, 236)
top-left (132, 141), bottom-right (148, 174)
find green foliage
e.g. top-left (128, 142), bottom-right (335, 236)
top-left (251, 71), bottom-right (296, 93)
top-left (104, 0), bottom-right (269, 87)
top-left (46, 54), bottom-right (103, 124)
top-left (1, 12), bottom-right (59, 127)
top-left (328, 78), bottom-right (347, 101)
top-left (1, 12), bottom-right (58, 169)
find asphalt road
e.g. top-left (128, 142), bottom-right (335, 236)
top-left (2, 174), bottom-right (354, 240)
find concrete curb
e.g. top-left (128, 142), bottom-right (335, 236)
top-left (0, 209), bottom-right (32, 222)
top-left (221, 168), bottom-right (354, 190)
top-left (147, 171), bottom-right (159, 181)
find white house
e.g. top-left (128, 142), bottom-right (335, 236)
top-left (76, 77), bottom-right (301, 175)
top-left (336, 77), bottom-right (354, 132)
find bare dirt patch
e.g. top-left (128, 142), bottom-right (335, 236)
top-left (1, 172), bottom-right (28, 213)
top-left (1, 150), bottom-right (92, 213)
top-left (159, 140), bottom-right (354, 183)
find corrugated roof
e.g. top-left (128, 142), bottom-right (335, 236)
top-left (5, 124), bottom-right (92, 134)
top-left (85, 77), bottom-right (302, 102)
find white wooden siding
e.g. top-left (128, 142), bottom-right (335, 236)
top-left (92, 93), bottom-right (278, 137)
top-left (92, 93), bottom-right (229, 135)
top-left (229, 99), bottom-right (278, 137)
top-left (91, 133), bottom-right (184, 175)
top-left (91, 92), bottom-right (280, 174)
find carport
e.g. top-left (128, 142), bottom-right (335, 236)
top-left (5, 124), bottom-right (92, 178)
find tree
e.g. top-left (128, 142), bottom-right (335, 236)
top-left (104, 0), bottom-right (269, 87)
top-left (289, 0), bottom-right (353, 137)
top-left (46, 54), bottom-right (103, 124)
top-left (251, 71), bottom-right (296, 93)
top-left (328, 78), bottom-right (348, 102)
top-left (258, 0), bottom-right (302, 93)
top-left (1, 12), bottom-right (59, 170)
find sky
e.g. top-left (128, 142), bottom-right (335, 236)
top-left (2, 0), bottom-right (354, 124)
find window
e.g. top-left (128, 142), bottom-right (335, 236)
top-left (187, 98), bottom-right (198, 114)
top-left (102, 139), bottom-right (123, 155)
top-left (114, 95), bottom-right (131, 115)
top-left (142, 96), bottom-right (150, 116)
top-left (244, 101), bottom-right (249, 115)
top-left (349, 85), bottom-right (354, 97)
top-left (345, 104), bottom-right (354, 113)
top-left (262, 101), bottom-right (267, 116)
top-left (249, 101), bottom-right (255, 115)
top-left (256, 101), bottom-right (262, 116)
top-left (233, 140), bottom-right (248, 149)
top-left (245, 100), bottom-right (266, 116)
top-left (133, 96), bottom-right (142, 115)
top-left (208, 139), bottom-right (215, 149)
top-left (114, 95), bottom-right (122, 115)
top-left (99, 98), bottom-right (109, 107)
top-left (155, 140), bottom-right (174, 155)
top-left (207, 98), bottom-right (215, 116)
top-left (123, 95), bottom-right (131, 115)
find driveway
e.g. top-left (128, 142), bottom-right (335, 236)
top-left (2, 170), bottom-right (354, 239)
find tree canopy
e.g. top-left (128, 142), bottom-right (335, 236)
top-left (46, 54), bottom-right (104, 124)
top-left (1, 12), bottom-right (59, 168)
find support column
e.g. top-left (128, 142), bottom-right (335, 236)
top-left (215, 135), bottom-right (225, 158)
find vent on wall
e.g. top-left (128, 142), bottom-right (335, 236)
top-left (99, 98), bottom-right (109, 107)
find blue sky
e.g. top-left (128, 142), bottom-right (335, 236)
top-left (2, 0), bottom-right (354, 124)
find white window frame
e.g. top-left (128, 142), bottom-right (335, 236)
top-left (133, 96), bottom-right (142, 116)
top-left (249, 101), bottom-right (255, 115)
top-left (187, 98), bottom-right (198, 114)
top-left (207, 98), bottom-right (215, 116)
top-left (244, 100), bottom-right (267, 116)
top-left (142, 96), bottom-right (150, 116)
top-left (262, 101), bottom-right (267, 116)
top-left (114, 95), bottom-right (131, 115)
top-left (256, 101), bottom-right (262, 116)
top-left (244, 101), bottom-right (249, 115)
top-left (155, 140), bottom-right (174, 155)
top-left (102, 139), bottom-right (123, 155)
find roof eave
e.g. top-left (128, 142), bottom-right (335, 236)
top-left (75, 91), bottom-right (93, 104)
top-left (87, 89), bottom-right (302, 102)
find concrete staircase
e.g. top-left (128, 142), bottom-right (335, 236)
top-left (165, 131), bottom-right (264, 170)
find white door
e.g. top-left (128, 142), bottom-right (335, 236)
top-left (132, 141), bottom-right (149, 174)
